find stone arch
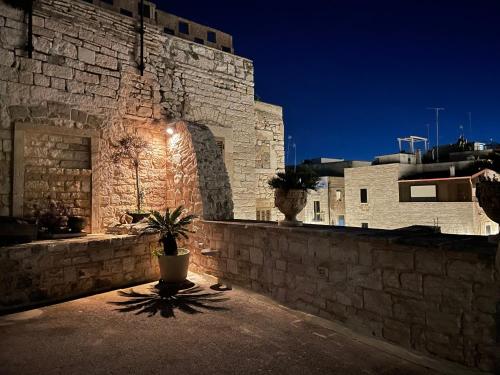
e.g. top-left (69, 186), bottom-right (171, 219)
top-left (166, 121), bottom-right (233, 220)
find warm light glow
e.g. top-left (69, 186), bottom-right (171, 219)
top-left (166, 127), bottom-right (175, 135)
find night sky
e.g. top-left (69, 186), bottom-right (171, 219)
top-left (154, 0), bottom-right (500, 163)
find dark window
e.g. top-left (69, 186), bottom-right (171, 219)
top-left (179, 21), bottom-right (189, 34)
top-left (221, 46), bottom-right (231, 53)
top-left (101, 0), bottom-right (113, 4)
top-left (362, 223), bottom-right (369, 229)
top-left (82, 0), bottom-right (93, 3)
top-left (138, 3), bottom-right (151, 18)
top-left (164, 27), bottom-right (175, 35)
top-left (207, 31), bottom-right (216, 43)
top-left (194, 38), bottom-right (204, 45)
top-left (360, 188), bottom-right (368, 203)
top-left (338, 215), bottom-right (345, 226)
top-left (120, 8), bottom-right (133, 17)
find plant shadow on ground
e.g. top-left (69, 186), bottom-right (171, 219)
top-left (110, 281), bottom-right (230, 318)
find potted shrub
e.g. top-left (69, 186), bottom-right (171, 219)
top-left (111, 135), bottom-right (150, 223)
top-left (268, 167), bottom-right (320, 226)
top-left (142, 206), bottom-right (197, 283)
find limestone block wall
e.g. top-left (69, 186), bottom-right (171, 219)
top-left (255, 102), bottom-right (285, 220)
top-left (344, 164), bottom-right (493, 235)
top-left (165, 121), bottom-right (233, 220)
top-left (189, 221), bottom-right (500, 372)
top-left (0, 234), bottom-right (160, 309)
top-left (0, 0), bottom-right (257, 221)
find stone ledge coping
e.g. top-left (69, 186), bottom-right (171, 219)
top-left (201, 220), bottom-right (497, 255)
top-left (0, 233), bottom-right (157, 252)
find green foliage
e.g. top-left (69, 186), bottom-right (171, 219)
top-left (473, 149), bottom-right (500, 174)
top-left (268, 167), bottom-right (320, 192)
top-left (141, 206), bottom-right (197, 256)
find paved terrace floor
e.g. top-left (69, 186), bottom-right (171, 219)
top-left (0, 273), bottom-right (473, 375)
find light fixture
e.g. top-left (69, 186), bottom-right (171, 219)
top-left (166, 126), bottom-right (175, 135)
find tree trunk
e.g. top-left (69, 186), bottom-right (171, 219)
top-left (162, 233), bottom-right (178, 256)
top-left (134, 162), bottom-right (141, 212)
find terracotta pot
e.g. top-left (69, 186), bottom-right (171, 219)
top-left (157, 249), bottom-right (190, 283)
top-left (476, 179), bottom-right (500, 224)
top-left (274, 188), bottom-right (308, 226)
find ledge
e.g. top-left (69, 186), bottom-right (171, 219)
top-left (200, 220), bottom-right (498, 256)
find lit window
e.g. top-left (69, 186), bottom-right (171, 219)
top-left (179, 21), bottom-right (189, 34)
top-left (207, 31), bottom-right (217, 43)
top-left (360, 189), bottom-right (368, 203)
top-left (410, 185), bottom-right (437, 199)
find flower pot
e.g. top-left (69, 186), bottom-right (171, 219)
top-left (67, 216), bottom-right (86, 233)
top-left (274, 188), bottom-right (308, 226)
top-left (157, 248), bottom-right (190, 283)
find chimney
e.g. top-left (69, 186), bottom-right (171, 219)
top-left (450, 165), bottom-right (455, 177)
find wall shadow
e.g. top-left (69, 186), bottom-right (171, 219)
top-left (109, 282), bottom-right (229, 318)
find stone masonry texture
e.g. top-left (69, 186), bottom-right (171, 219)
top-left (188, 221), bottom-right (500, 373)
top-left (0, 0), bottom-right (284, 226)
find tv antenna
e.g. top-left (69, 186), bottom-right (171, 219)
top-left (427, 107), bottom-right (445, 162)
top-left (467, 112), bottom-right (472, 139)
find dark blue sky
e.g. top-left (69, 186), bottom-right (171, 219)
top-left (156, 0), bottom-right (500, 162)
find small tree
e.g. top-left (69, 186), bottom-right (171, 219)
top-left (111, 135), bottom-right (148, 213)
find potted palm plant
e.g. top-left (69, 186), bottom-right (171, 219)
top-left (142, 206), bottom-right (197, 283)
top-left (268, 167), bottom-right (319, 226)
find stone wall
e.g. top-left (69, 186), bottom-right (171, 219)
top-left (189, 221), bottom-right (500, 372)
top-left (165, 121), bottom-right (233, 220)
top-left (254, 102), bottom-right (285, 221)
top-left (0, 233), bottom-right (160, 309)
top-left (0, 0), bottom-right (262, 222)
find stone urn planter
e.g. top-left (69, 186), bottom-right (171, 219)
top-left (275, 188), bottom-right (308, 226)
top-left (158, 248), bottom-right (190, 283)
top-left (268, 168), bottom-right (319, 227)
top-left (476, 178), bottom-right (500, 241)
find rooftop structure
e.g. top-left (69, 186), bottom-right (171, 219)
top-left (82, 0), bottom-right (234, 53)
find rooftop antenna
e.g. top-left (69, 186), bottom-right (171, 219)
top-left (293, 143), bottom-right (297, 172)
top-left (467, 112), bottom-right (472, 139)
top-left (426, 123), bottom-right (430, 143)
top-left (427, 107), bottom-right (445, 162)
top-left (286, 135), bottom-right (292, 166)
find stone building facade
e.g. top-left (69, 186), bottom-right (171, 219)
top-left (0, 0), bottom-right (284, 229)
top-left (344, 163), bottom-right (499, 235)
top-left (254, 101), bottom-right (285, 221)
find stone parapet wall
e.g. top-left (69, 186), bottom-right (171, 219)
top-left (189, 221), bottom-right (500, 372)
top-left (0, 234), bottom-right (160, 310)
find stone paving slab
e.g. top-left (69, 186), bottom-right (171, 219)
top-left (0, 272), bottom-right (470, 375)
